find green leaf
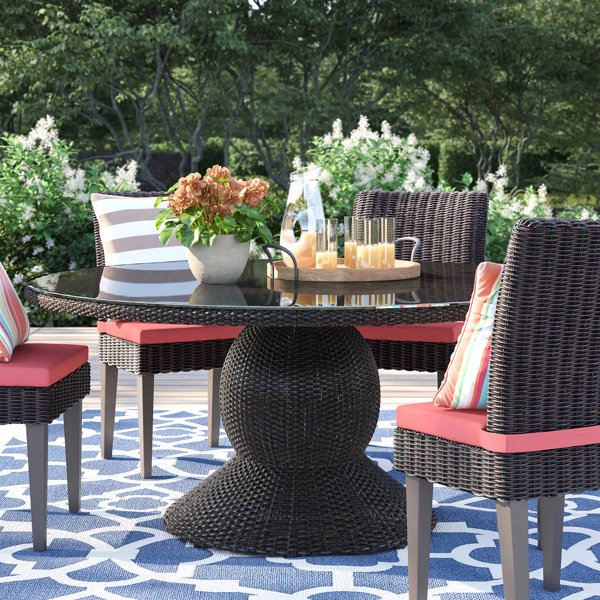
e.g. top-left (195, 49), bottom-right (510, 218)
top-left (256, 222), bottom-right (272, 243)
top-left (235, 230), bottom-right (252, 243)
top-left (179, 212), bottom-right (194, 226)
top-left (158, 227), bottom-right (176, 245)
top-left (200, 232), bottom-right (216, 246)
top-left (178, 226), bottom-right (195, 248)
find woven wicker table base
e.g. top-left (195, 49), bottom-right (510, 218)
top-left (163, 325), bottom-right (432, 556)
top-left (163, 453), bottom-right (408, 556)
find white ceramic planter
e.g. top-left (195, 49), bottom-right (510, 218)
top-left (185, 235), bottom-right (250, 284)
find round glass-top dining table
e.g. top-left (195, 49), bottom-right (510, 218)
top-left (25, 259), bottom-right (476, 557)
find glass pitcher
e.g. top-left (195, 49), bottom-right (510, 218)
top-left (280, 165), bottom-right (325, 268)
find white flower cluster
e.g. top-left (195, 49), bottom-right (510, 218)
top-left (62, 165), bottom-right (88, 203)
top-left (21, 205), bottom-right (35, 222)
top-left (301, 115), bottom-right (433, 216)
top-left (101, 160), bottom-right (140, 191)
top-left (16, 115), bottom-right (59, 152)
top-left (487, 164), bottom-right (552, 220)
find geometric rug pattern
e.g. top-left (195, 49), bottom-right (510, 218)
top-left (0, 409), bottom-right (599, 599)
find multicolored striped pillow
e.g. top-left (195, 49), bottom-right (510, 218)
top-left (91, 193), bottom-right (187, 266)
top-left (0, 261), bottom-right (30, 362)
top-left (434, 262), bottom-right (503, 409)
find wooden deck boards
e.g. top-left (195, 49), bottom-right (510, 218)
top-left (29, 327), bottom-right (437, 409)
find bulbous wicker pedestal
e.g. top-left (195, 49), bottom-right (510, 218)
top-left (163, 326), bottom-right (420, 556)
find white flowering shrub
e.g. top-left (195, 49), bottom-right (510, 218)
top-left (474, 165), bottom-right (552, 262)
top-left (304, 116), bottom-right (595, 263)
top-left (0, 116), bottom-right (139, 325)
top-left (304, 116), bottom-right (433, 217)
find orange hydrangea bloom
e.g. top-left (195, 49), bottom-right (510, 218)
top-left (167, 166), bottom-right (269, 223)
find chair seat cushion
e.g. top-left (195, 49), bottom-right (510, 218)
top-left (397, 402), bottom-right (600, 453)
top-left (0, 343), bottom-right (88, 387)
top-left (97, 321), bottom-right (244, 345)
top-left (357, 322), bottom-right (464, 343)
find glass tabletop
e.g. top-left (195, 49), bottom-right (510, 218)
top-left (26, 259), bottom-right (476, 312)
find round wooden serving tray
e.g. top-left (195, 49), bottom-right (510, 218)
top-left (267, 259), bottom-right (420, 282)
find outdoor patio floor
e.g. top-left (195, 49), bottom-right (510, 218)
top-left (0, 328), bottom-right (596, 598)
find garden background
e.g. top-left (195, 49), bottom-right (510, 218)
top-left (0, 0), bottom-right (598, 325)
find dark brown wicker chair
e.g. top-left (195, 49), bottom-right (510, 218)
top-left (93, 191), bottom-right (241, 478)
top-left (395, 218), bottom-right (600, 600)
top-left (353, 190), bottom-right (488, 383)
top-left (0, 343), bottom-right (89, 550)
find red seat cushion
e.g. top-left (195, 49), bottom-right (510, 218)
top-left (97, 321), bottom-right (244, 345)
top-left (357, 321), bottom-right (464, 343)
top-left (397, 402), bottom-right (600, 453)
top-left (0, 343), bottom-right (88, 387)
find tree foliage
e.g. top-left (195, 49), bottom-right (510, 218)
top-left (0, 0), bottom-right (598, 203)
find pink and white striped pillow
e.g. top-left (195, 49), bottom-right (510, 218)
top-left (434, 262), bottom-right (503, 409)
top-left (0, 261), bottom-right (30, 363)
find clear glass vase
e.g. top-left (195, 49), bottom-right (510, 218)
top-left (280, 165), bottom-right (325, 268)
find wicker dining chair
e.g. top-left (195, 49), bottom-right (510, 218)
top-left (92, 191), bottom-right (242, 478)
top-left (353, 190), bottom-right (488, 383)
top-left (395, 218), bottom-right (600, 600)
top-left (0, 343), bottom-right (89, 550)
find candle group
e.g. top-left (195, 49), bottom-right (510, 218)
top-left (344, 217), bottom-right (396, 269)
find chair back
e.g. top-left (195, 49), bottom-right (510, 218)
top-left (352, 190), bottom-right (488, 264)
top-left (92, 191), bottom-right (166, 267)
top-left (487, 218), bottom-right (600, 434)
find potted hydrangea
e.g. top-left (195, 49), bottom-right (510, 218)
top-left (155, 165), bottom-right (273, 284)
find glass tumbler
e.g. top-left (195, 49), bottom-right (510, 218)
top-left (344, 216), bottom-right (357, 268)
top-left (356, 218), bottom-right (381, 268)
top-left (380, 217), bottom-right (396, 268)
top-left (315, 218), bottom-right (338, 269)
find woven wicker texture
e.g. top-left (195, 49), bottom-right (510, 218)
top-left (352, 190), bottom-right (488, 264)
top-left (367, 339), bottom-right (455, 372)
top-left (394, 428), bottom-right (600, 502)
top-left (97, 333), bottom-right (233, 375)
top-left (164, 326), bottom-right (420, 556)
top-left (353, 190), bottom-right (488, 373)
top-left (24, 284), bottom-right (470, 328)
top-left (0, 362), bottom-right (90, 424)
top-left (394, 218), bottom-right (600, 502)
top-left (488, 218), bottom-right (600, 434)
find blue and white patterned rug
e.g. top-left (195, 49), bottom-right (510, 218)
top-left (0, 409), bottom-right (599, 599)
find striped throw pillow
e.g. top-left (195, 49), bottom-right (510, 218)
top-left (0, 261), bottom-right (30, 362)
top-left (91, 193), bottom-right (187, 266)
top-left (98, 261), bottom-right (199, 303)
top-left (434, 262), bottom-right (503, 409)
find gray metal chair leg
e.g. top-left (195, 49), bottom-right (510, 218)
top-left (496, 500), bottom-right (530, 600)
top-left (100, 362), bottom-right (118, 459)
top-left (63, 401), bottom-right (82, 513)
top-left (137, 373), bottom-right (154, 479)
top-left (406, 474), bottom-right (434, 600)
top-left (537, 496), bottom-right (543, 549)
top-left (539, 495), bottom-right (564, 591)
top-left (26, 423), bottom-right (48, 552)
top-left (208, 368), bottom-right (222, 448)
